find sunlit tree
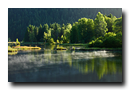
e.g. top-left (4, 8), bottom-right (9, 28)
top-left (78, 18), bottom-right (88, 43)
top-left (112, 16), bottom-right (122, 33)
top-left (104, 14), bottom-right (117, 32)
top-left (94, 12), bottom-right (108, 38)
top-left (63, 23), bottom-right (72, 43)
top-left (85, 19), bottom-right (95, 43)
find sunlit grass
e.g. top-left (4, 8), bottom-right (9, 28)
top-left (8, 52), bottom-right (18, 55)
top-left (56, 46), bottom-right (67, 50)
top-left (8, 46), bottom-right (18, 52)
top-left (13, 46), bottom-right (41, 51)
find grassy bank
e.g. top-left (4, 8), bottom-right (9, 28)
top-left (13, 46), bottom-right (41, 51)
top-left (8, 46), bottom-right (18, 52)
top-left (20, 42), bottom-right (122, 51)
top-left (56, 46), bottom-right (67, 50)
top-left (8, 46), bottom-right (18, 55)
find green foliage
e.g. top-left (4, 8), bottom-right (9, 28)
top-left (49, 38), bottom-right (55, 44)
top-left (44, 32), bottom-right (48, 42)
top-left (8, 8), bottom-right (122, 41)
top-left (62, 23), bottom-right (72, 43)
top-left (104, 32), bottom-right (116, 37)
top-left (70, 18), bottom-right (95, 43)
top-left (70, 22), bottom-right (79, 43)
top-left (103, 34), bottom-right (122, 48)
top-left (57, 40), bottom-right (59, 43)
top-left (78, 18), bottom-right (88, 42)
top-left (72, 46), bottom-right (75, 50)
top-left (51, 23), bottom-right (61, 42)
top-left (22, 11), bottom-right (122, 48)
top-left (88, 39), bottom-right (103, 47)
top-left (16, 38), bottom-right (19, 42)
top-left (112, 16), bottom-right (122, 33)
top-left (94, 12), bottom-right (108, 38)
top-left (16, 38), bottom-right (20, 45)
top-left (88, 32), bottom-right (122, 48)
top-left (56, 46), bottom-right (67, 50)
top-left (63, 36), bottom-right (66, 43)
top-left (104, 14), bottom-right (117, 32)
top-left (85, 19), bottom-right (95, 43)
top-left (116, 32), bottom-right (122, 41)
top-left (94, 39), bottom-right (103, 47)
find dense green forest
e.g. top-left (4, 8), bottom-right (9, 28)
top-left (8, 8), bottom-right (122, 41)
top-left (22, 12), bottom-right (122, 48)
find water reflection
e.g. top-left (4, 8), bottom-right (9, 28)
top-left (72, 57), bottom-right (122, 79)
top-left (8, 45), bottom-right (122, 81)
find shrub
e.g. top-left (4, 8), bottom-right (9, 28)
top-left (49, 38), bottom-right (55, 44)
top-left (104, 32), bottom-right (116, 37)
top-left (103, 36), bottom-right (121, 48)
top-left (57, 40), bottom-right (59, 43)
top-left (98, 36), bottom-right (104, 41)
top-left (94, 39), bottom-right (103, 47)
top-left (88, 32), bottom-right (122, 48)
top-left (88, 40), bottom-right (95, 47)
top-left (16, 38), bottom-right (20, 46)
top-left (72, 46), bottom-right (75, 50)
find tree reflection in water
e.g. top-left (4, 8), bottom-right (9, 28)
top-left (8, 45), bottom-right (122, 81)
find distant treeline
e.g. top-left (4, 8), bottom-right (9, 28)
top-left (21, 12), bottom-right (122, 48)
top-left (8, 8), bottom-right (122, 41)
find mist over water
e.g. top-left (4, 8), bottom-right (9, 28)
top-left (8, 46), bottom-right (122, 82)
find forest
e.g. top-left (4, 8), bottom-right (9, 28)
top-left (21, 12), bottom-right (122, 48)
top-left (8, 8), bottom-right (122, 41)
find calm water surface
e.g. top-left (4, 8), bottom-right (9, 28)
top-left (8, 45), bottom-right (122, 82)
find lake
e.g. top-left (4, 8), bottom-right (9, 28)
top-left (8, 45), bottom-right (122, 82)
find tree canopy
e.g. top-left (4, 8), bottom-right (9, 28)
top-left (8, 8), bottom-right (122, 41)
top-left (20, 11), bottom-right (122, 48)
